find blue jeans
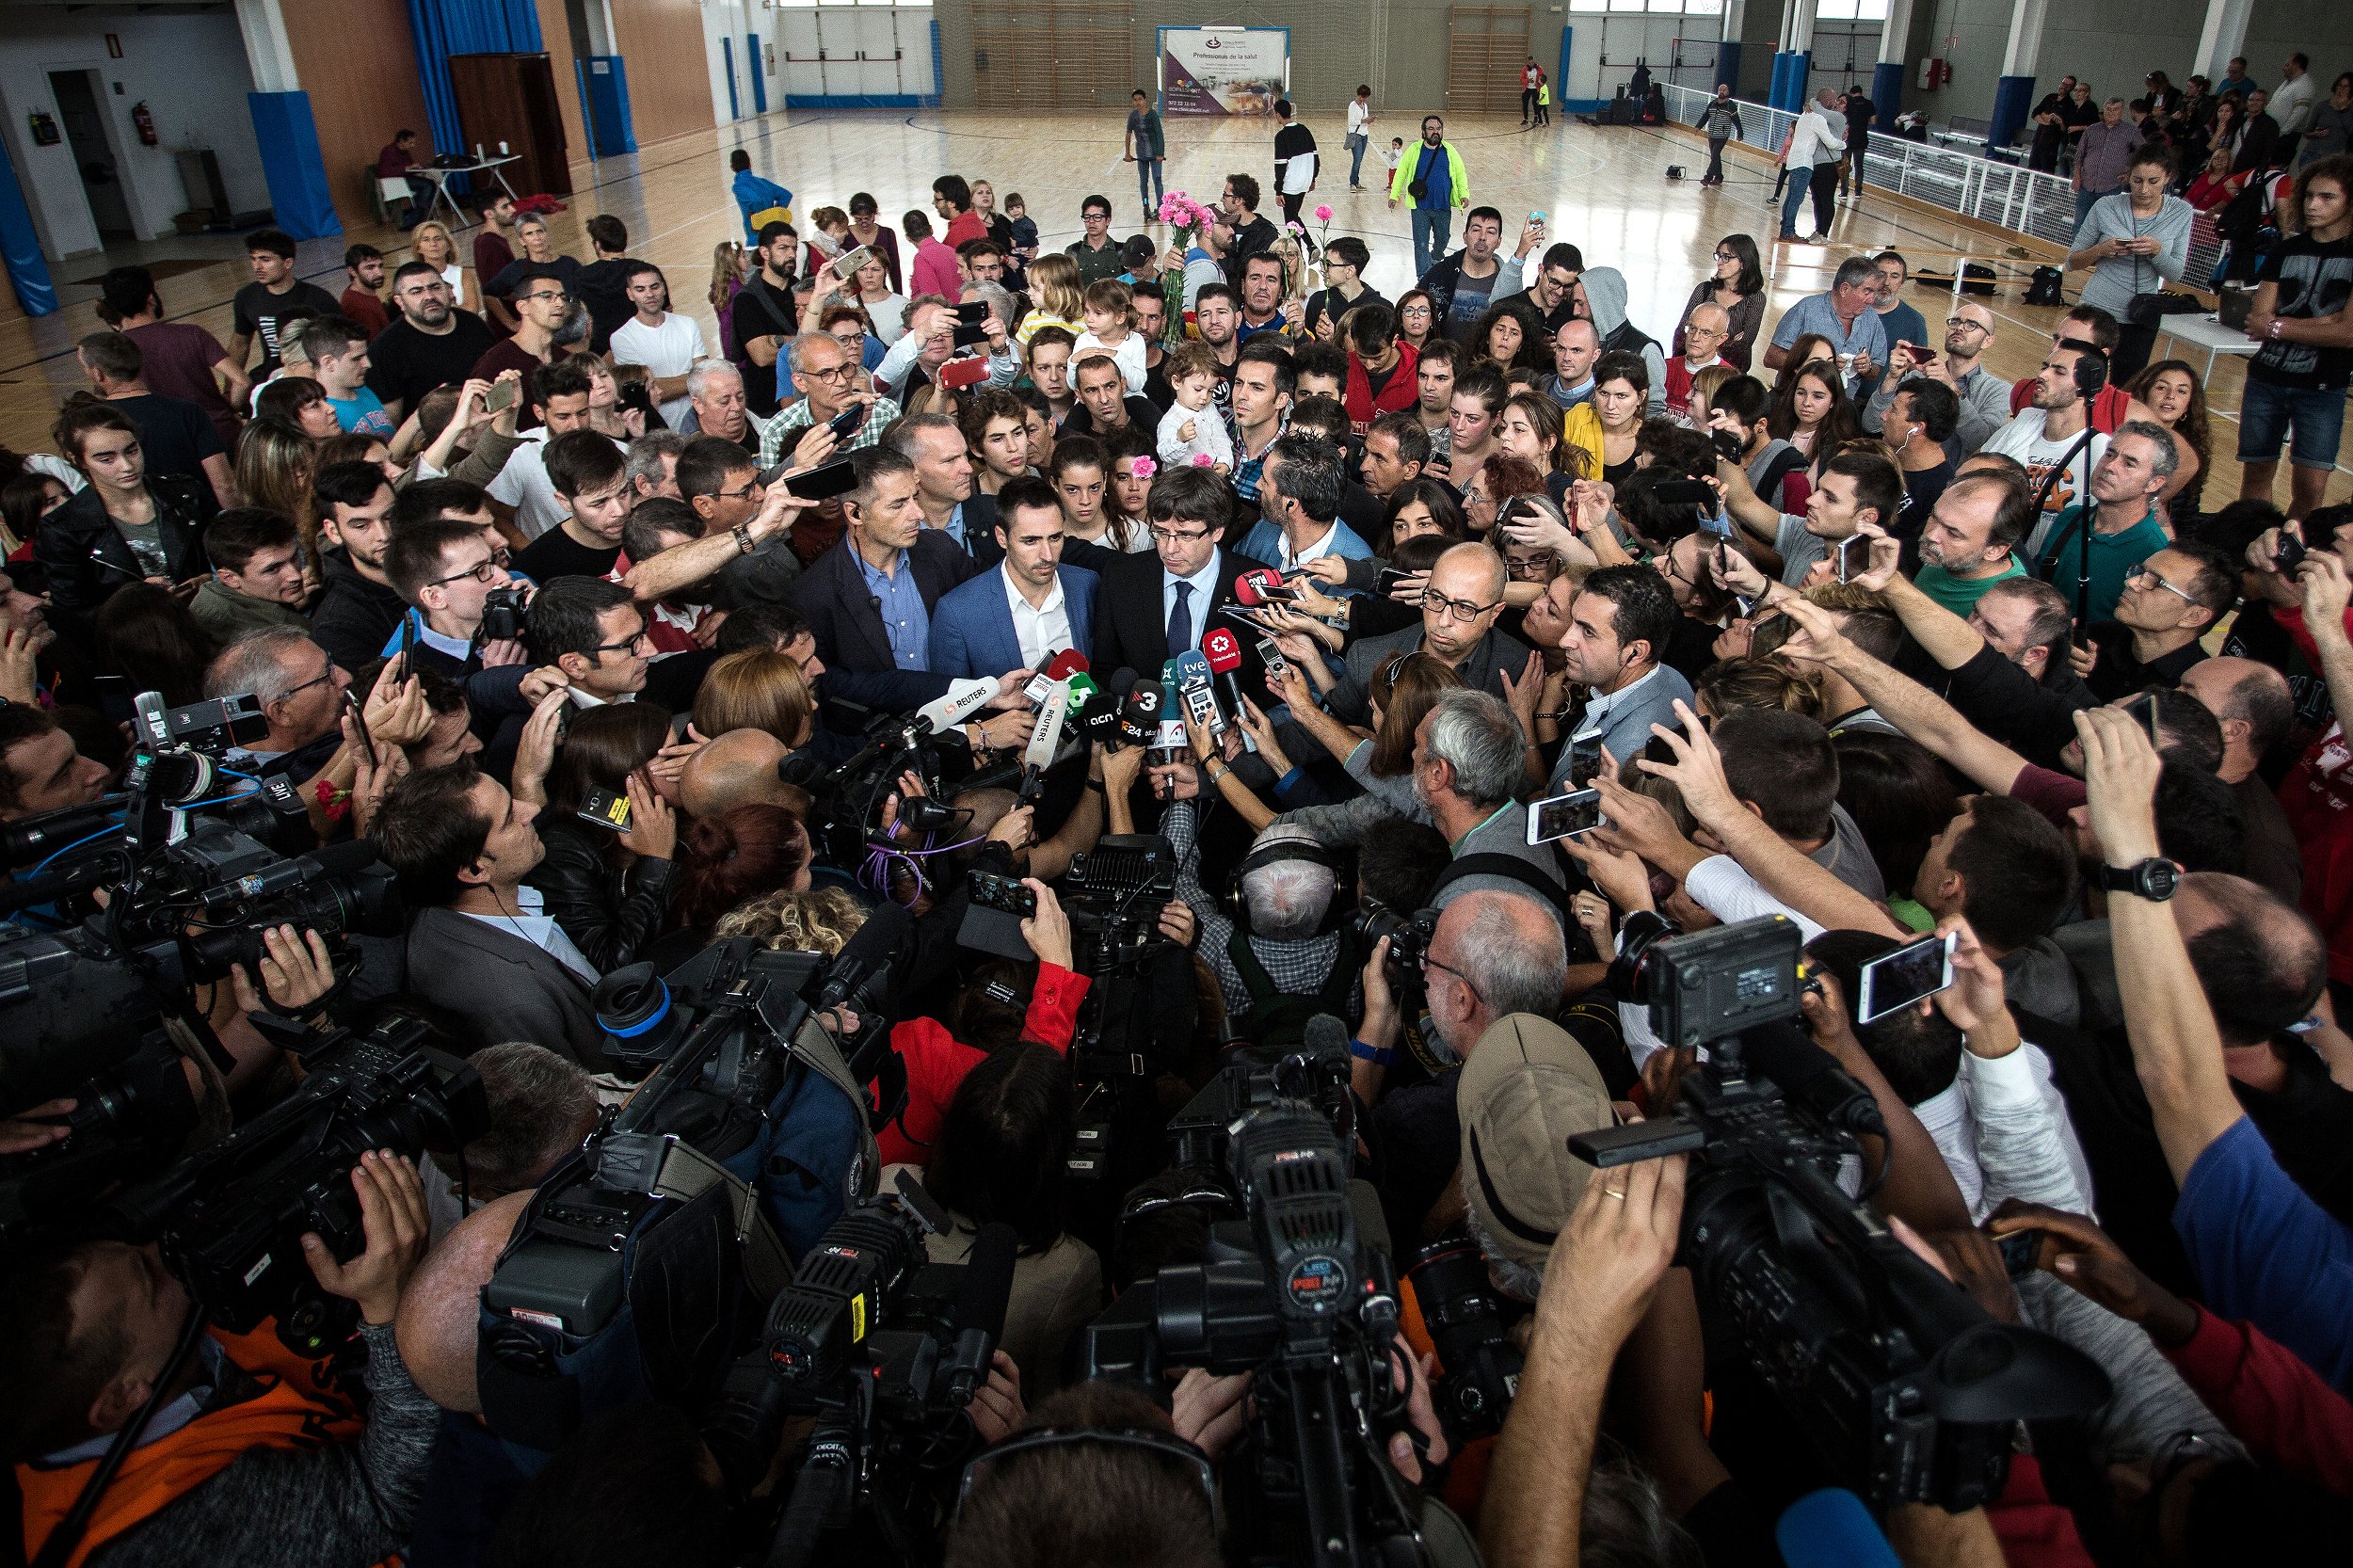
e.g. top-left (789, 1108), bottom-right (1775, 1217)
top-left (1779, 165), bottom-right (1814, 236)
top-left (2239, 376), bottom-right (2347, 471)
top-left (1347, 133), bottom-right (1369, 185)
top-left (1137, 157), bottom-right (1163, 218)
top-left (1412, 207), bottom-right (1452, 278)
top-left (2074, 184), bottom-right (2120, 232)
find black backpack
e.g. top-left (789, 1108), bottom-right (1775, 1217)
top-left (1226, 922), bottom-right (1360, 1051)
top-left (2025, 265), bottom-right (2067, 306)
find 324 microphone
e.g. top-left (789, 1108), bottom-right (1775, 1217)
top-left (1113, 679), bottom-right (1165, 752)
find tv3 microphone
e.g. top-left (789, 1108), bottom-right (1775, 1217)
top-left (1173, 648), bottom-right (1225, 740)
top-left (1200, 629), bottom-right (1252, 753)
top-left (1113, 680), bottom-right (1164, 751)
top-left (1026, 648), bottom-right (1090, 706)
top-left (914, 677), bottom-right (997, 736)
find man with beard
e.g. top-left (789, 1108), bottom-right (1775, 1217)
top-left (1865, 296), bottom-right (2011, 456)
top-left (365, 262), bottom-right (497, 424)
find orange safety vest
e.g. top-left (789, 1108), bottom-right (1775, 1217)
top-left (17, 1321), bottom-right (363, 1568)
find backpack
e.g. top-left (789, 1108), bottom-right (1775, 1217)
top-left (2025, 265), bottom-right (2068, 306)
top-left (1227, 922), bottom-right (1361, 1051)
top-left (475, 946), bottom-right (879, 1454)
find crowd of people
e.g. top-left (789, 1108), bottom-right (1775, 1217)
top-left (3, 83), bottom-right (2353, 1568)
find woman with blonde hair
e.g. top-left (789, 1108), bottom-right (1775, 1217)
top-left (409, 219), bottom-right (473, 313)
top-left (1693, 654), bottom-right (1826, 723)
top-left (1014, 253), bottom-right (1085, 351)
top-left (692, 648), bottom-right (815, 746)
top-left (715, 885), bottom-right (870, 954)
top-left (233, 419), bottom-right (322, 583)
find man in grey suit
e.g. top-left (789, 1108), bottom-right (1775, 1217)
top-left (373, 762), bottom-right (612, 1067)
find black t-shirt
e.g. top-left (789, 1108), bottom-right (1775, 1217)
top-left (1844, 94), bottom-right (1874, 141)
top-left (1303, 284), bottom-right (1390, 340)
top-left (487, 253), bottom-right (584, 304)
top-left (2249, 232), bottom-right (2353, 391)
top-left (1141, 353), bottom-right (1175, 413)
top-left (514, 526), bottom-right (622, 583)
top-left (1062, 395), bottom-right (1160, 440)
top-left (573, 258), bottom-right (637, 353)
top-left (728, 278), bottom-right (800, 416)
top-left (109, 392), bottom-right (223, 483)
top-left (365, 311), bottom-right (499, 412)
top-left (232, 280), bottom-right (341, 369)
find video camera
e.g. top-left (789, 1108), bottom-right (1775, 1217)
top-left (1573, 916), bottom-right (2112, 1512)
top-left (1061, 833), bottom-right (1176, 969)
top-left (701, 1174), bottom-right (1016, 1568)
top-left (1082, 1024), bottom-right (1436, 1566)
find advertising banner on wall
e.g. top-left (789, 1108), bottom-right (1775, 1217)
top-left (1160, 27), bottom-right (1290, 116)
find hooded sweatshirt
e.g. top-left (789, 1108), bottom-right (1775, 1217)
top-left (1580, 267), bottom-right (1668, 416)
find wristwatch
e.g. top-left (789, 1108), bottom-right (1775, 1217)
top-left (732, 521), bottom-right (756, 554)
top-left (2100, 856), bottom-right (2181, 901)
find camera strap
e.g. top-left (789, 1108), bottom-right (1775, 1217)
top-left (1429, 855), bottom-right (1577, 923)
top-left (596, 1132), bottom-right (792, 1301)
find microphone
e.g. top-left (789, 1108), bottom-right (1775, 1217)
top-left (194, 837), bottom-right (386, 913)
top-left (1113, 679), bottom-right (1165, 751)
top-left (1234, 568), bottom-right (1295, 607)
top-left (1172, 648), bottom-right (1225, 740)
top-left (813, 899), bottom-right (911, 1013)
top-left (1201, 628), bottom-right (1248, 729)
top-left (1026, 648), bottom-right (1090, 705)
top-left (1021, 678), bottom-right (1070, 785)
top-left (945, 1221), bottom-right (1020, 1408)
top-left (913, 677), bottom-right (998, 736)
top-left (1774, 1490), bottom-right (1900, 1568)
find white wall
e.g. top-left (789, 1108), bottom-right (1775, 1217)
top-left (704, 0), bottom-right (751, 125)
top-left (0, 5), bottom-right (267, 258)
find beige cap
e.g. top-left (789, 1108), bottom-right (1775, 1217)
top-left (1457, 1013), bottom-right (1618, 1273)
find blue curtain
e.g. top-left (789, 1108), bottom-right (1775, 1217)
top-left (405, 0), bottom-right (544, 165)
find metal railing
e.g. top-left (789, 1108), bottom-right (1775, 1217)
top-left (1658, 83), bottom-right (2228, 285)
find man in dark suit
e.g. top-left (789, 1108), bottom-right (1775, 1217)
top-left (927, 477), bottom-right (1099, 680)
top-left (371, 761), bottom-right (612, 1066)
top-left (1090, 465), bottom-right (1272, 691)
top-left (1301, 539), bottom-right (1532, 728)
top-left (785, 447), bottom-right (982, 674)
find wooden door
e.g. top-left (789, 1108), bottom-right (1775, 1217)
top-left (1446, 8), bottom-right (1532, 116)
top-left (450, 53), bottom-right (574, 199)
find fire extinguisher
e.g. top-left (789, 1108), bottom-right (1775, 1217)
top-left (131, 101), bottom-right (157, 147)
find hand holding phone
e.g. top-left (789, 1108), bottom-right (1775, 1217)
top-left (1526, 787), bottom-right (1603, 845)
top-left (1854, 930), bottom-right (1958, 1024)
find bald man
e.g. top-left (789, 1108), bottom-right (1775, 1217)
top-left (2178, 656), bottom-right (2300, 904)
top-left (679, 728), bottom-right (805, 819)
top-left (1668, 300), bottom-right (1733, 411)
top-left (397, 1190), bottom-right (536, 1416)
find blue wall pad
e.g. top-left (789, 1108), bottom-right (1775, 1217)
top-left (247, 91), bottom-right (341, 241)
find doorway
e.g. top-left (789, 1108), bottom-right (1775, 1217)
top-left (48, 70), bottom-right (134, 246)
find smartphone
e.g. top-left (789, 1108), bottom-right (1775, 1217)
top-left (785, 459), bottom-right (860, 501)
top-left (951, 321), bottom-right (992, 349)
top-left (485, 379), bottom-right (520, 414)
top-left (953, 299), bottom-right (990, 324)
top-left (1257, 637), bottom-right (1288, 680)
top-left (394, 610), bottom-right (418, 682)
top-left (1698, 508), bottom-right (1735, 539)
top-left (1854, 930), bottom-right (1958, 1025)
top-left (968, 871), bottom-right (1037, 918)
top-left (825, 401), bottom-right (871, 440)
top-left (1375, 567), bottom-right (1412, 598)
top-left (342, 689), bottom-right (375, 759)
top-left (2119, 690), bottom-right (2163, 744)
top-left (1996, 1228), bottom-right (2043, 1279)
top-left (2274, 531), bottom-right (2309, 575)
top-left (577, 786), bottom-right (632, 834)
top-left (1526, 787), bottom-right (1604, 845)
top-left (1566, 728), bottom-right (1606, 788)
top-left (1900, 341), bottom-right (1937, 365)
top-left (832, 244), bottom-right (872, 279)
top-left (1835, 534), bottom-right (1872, 583)
top-left (1653, 477), bottom-right (1716, 508)
top-left (937, 355), bottom-right (992, 390)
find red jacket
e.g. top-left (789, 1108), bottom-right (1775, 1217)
top-left (2164, 1304), bottom-right (2353, 1495)
top-left (1985, 1454), bottom-right (2096, 1568)
top-left (1343, 339), bottom-right (1419, 433)
top-left (876, 963), bottom-right (1090, 1167)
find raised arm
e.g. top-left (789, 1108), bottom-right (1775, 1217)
top-left (1776, 597), bottom-right (2029, 794)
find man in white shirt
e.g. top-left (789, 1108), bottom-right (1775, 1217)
top-left (607, 263), bottom-right (705, 429)
top-left (488, 360), bottom-right (621, 539)
top-left (2275, 53), bottom-right (2319, 147)
top-left (1779, 88), bottom-right (1848, 242)
top-left (928, 478), bottom-right (1099, 679)
top-left (1982, 343), bottom-right (2110, 530)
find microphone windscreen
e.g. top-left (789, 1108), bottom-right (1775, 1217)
top-left (1044, 649), bottom-right (1090, 680)
top-left (1233, 572), bottom-right (1268, 606)
top-left (1775, 1490), bottom-right (1900, 1568)
top-left (1107, 666), bottom-right (1141, 697)
top-left (1201, 627), bottom-right (1242, 671)
top-left (953, 1222), bottom-right (1021, 1343)
top-left (815, 899), bottom-right (912, 1008)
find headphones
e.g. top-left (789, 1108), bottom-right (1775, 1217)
top-left (1223, 835), bottom-right (1346, 936)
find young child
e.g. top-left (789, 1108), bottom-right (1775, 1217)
top-left (1073, 279), bottom-right (1147, 395)
top-left (1003, 193), bottom-right (1039, 264)
top-left (1382, 137), bottom-right (1405, 180)
top-left (1157, 343), bottom-right (1234, 472)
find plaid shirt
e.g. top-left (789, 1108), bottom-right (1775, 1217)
top-left (1166, 798), bottom-right (1358, 1029)
top-left (758, 393), bottom-right (904, 469)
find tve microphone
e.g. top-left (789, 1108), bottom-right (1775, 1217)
top-left (1173, 648), bottom-right (1225, 740)
top-left (913, 677), bottom-right (997, 736)
top-left (1200, 629), bottom-right (1251, 753)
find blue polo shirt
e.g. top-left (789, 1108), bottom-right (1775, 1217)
top-left (1769, 293), bottom-right (1888, 392)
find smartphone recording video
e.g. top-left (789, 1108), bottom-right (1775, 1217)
top-left (1525, 788), bottom-right (1603, 845)
top-left (1854, 931), bottom-right (1957, 1025)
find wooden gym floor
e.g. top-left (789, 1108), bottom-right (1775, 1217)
top-left (0, 107), bottom-right (2342, 510)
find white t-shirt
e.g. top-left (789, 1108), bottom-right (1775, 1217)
top-left (1072, 328), bottom-right (1147, 395)
top-left (1982, 409), bottom-right (2109, 532)
top-left (1348, 100), bottom-right (1371, 137)
top-left (1283, 148), bottom-right (1319, 195)
top-left (485, 428), bottom-right (628, 539)
top-left (608, 312), bottom-right (707, 429)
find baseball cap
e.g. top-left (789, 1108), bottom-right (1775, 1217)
top-left (1458, 1014), bottom-right (1617, 1274)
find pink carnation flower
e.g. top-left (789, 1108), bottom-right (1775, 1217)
top-left (1131, 456), bottom-right (1159, 478)
top-left (1191, 453), bottom-right (1215, 468)
top-left (1313, 203), bottom-right (1333, 223)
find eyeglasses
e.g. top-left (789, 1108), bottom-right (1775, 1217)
top-left (518, 290), bottom-right (571, 305)
top-left (1421, 588), bottom-right (1501, 622)
top-left (587, 628), bottom-right (655, 656)
top-left (717, 476), bottom-right (763, 503)
top-left (1149, 525), bottom-right (1211, 545)
top-left (2126, 565), bottom-right (2200, 605)
top-left (804, 361), bottom-right (856, 382)
top-left (1506, 554), bottom-right (1557, 578)
top-left (280, 664), bottom-right (340, 703)
top-left (1714, 249), bottom-right (1739, 263)
top-left (1945, 316), bottom-right (1989, 332)
top-left (1423, 953), bottom-right (1482, 998)
top-left (430, 557), bottom-right (503, 587)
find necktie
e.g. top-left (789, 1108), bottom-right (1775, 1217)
top-left (1167, 580), bottom-right (1193, 656)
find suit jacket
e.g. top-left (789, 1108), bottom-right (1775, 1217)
top-left (1234, 519), bottom-right (1377, 573)
top-left (1327, 620), bottom-right (1533, 728)
top-left (404, 905), bottom-right (611, 1067)
top-left (1090, 546), bottom-right (1273, 692)
top-left (785, 529), bottom-right (982, 674)
top-left (926, 563), bottom-right (1100, 680)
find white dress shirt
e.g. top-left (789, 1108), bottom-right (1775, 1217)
top-left (1160, 548), bottom-right (1223, 657)
top-left (1280, 520), bottom-right (1343, 571)
top-left (1002, 564), bottom-right (1071, 670)
top-left (463, 884), bottom-right (600, 983)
